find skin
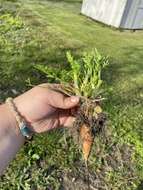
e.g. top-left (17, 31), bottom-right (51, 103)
top-left (0, 84), bottom-right (79, 175)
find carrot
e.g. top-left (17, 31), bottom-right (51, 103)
top-left (80, 124), bottom-right (94, 164)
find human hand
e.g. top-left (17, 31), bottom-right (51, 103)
top-left (14, 84), bottom-right (79, 133)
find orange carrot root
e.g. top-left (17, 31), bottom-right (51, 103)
top-left (80, 124), bottom-right (94, 162)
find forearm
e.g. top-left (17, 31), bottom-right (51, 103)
top-left (0, 104), bottom-right (25, 175)
top-left (0, 84), bottom-right (79, 176)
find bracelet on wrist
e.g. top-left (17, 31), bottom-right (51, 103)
top-left (6, 97), bottom-right (33, 139)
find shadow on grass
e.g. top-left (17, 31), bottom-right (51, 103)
top-left (0, 39), bottom-right (83, 99)
top-left (136, 181), bottom-right (143, 190)
top-left (101, 45), bottom-right (143, 123)
top-left (103, 45), bottom-right (143, 87)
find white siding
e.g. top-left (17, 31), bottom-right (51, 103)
top-left (133, 9), bottom-right (143, 29)
top-left (120, 0), bottom-right (139, 29)
top-left (81, 0), bottom-right (143, 29)
top-left (81, 0), bottom-right (127, 27)
top-left (132, 0), bottom-right (143, 29)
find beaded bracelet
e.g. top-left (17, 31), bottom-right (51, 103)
top-left (6, 97), bottom-right (33, 139)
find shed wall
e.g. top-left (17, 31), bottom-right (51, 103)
top-left (81, 0), bottom-right (127, 27)
top-left (120, 0), bottom-right (140, 29)
top-left (132, 0), bottom-right (143, 29)
top-left (81, 0), bottom-right (143, 29)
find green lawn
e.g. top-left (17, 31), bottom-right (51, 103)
top-left (0, 0), bottom-right (143, 189)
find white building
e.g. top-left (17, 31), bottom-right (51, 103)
top-left (81, 0), bottom-right (143, 29)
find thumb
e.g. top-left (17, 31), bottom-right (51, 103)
top-left (62, 96), bottom-right (80, 109)
top-left (42, 86), bottom-right (80, 109)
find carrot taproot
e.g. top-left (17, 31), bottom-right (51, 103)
top-left (80, 124), bottom-right (94, 163)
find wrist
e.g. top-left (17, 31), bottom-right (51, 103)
top-left (5, 97), bottom-right (33, 139)
top-left (0, 104), bottom-right (24, 141)
top-left (13, 97), bottom-right (34, 134)
top-left (0, 103), bottom-right (25, 175)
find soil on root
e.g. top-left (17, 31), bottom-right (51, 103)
top-left (61, 142), bottom-right (137, 190)
top-left (60, 126), bottom-right (137, 190)
top-left (76, 98), bottom-right (106, 129)
top-left (67, 98), bottom-right (107, 164)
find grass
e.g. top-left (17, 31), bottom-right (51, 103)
top-left (0, 0), bottom-right (143, 189)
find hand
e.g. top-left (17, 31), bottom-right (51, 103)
top-left (13, 84), bottom-right (79, 133)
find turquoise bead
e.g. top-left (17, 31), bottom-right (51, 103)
top-left (20, 122), bottom-right (32, 138)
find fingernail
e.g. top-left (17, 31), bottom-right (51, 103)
top-left (70, 96), bottom-right (79, 103)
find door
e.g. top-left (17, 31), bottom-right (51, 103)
top-left (133, 0), bottom-right (143, 29)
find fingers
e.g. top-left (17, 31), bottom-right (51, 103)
top-left (39, 84), bottom-right (80, 109)
top-left (32, 118), bottom-right (59, 133)
top-left (62, 116), bottom-right (76, 128)
top-left (38, 83), bottom-right (61, 89)
top-left (49, 91), bottom-right (79, 109)
top-left (63, 96), bottom-right (80, 109)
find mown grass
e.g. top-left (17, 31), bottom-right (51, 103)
top-left (0, 0), bottom-right (143, 189)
